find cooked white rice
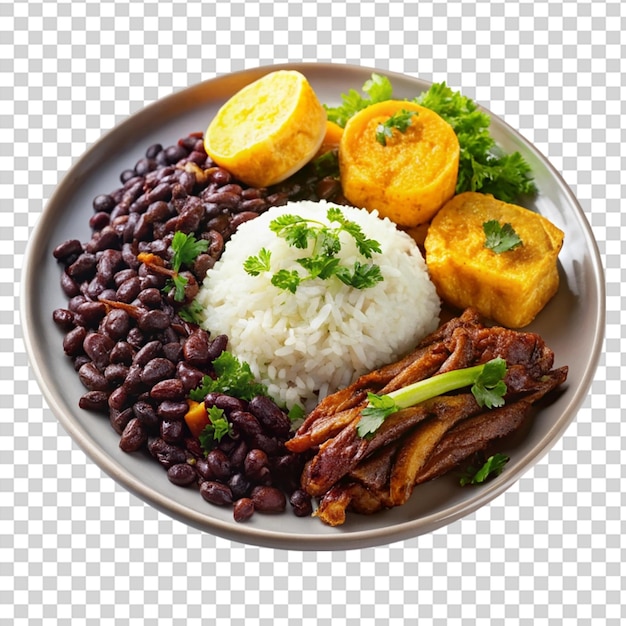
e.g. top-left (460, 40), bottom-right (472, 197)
top-left (196, 200), bottom-right (440, 411)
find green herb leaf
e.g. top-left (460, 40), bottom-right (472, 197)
top-left (169, 273), bottom-right (188, 302)
top-left (288, 404), bottom-right (306, 423)
top-left (189, 351), bottom-right (269, 402)
top-left (312, 150), bottom-right (340, 178)
top-left (375, 109), bottom-right (417, 146)
top-left (357, 393), bottom-right (400, 438)
top-left (243, 247), bottom-right (272, 275)
top-left (271, 269), bottom-right (302, 293)
top-left (459, 453), bottom-right (510, 486)
top-left (171, 231), bottom-right (209, 272)
top-left (178, 299), bottom-right (205, 324)
top-left (414, 81), bottom-right (536, 201)
top-left (335, 261), bottom-right (383, 290)
top-left (198, 406), bottom-right (233, 453)
top-left (470, 357), bottom-right (508, 408)
top-left (324, 74), bottom-right (394, 128)
top-left (483, 220), bottom-right (523, 254)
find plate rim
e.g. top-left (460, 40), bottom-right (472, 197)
top-left (20, 62), bottom-right (606, 551)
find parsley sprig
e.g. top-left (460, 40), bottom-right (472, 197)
top-left (189, 351), bottom-right (269, 402)
top-left (459, 453), bottom-right (510, 486)
top-left (375, 109), bottom-right (418, 146)
top-left (483, 220), bottom-right (523, 254)
top-left (357, 357), bottom-right (508, 439)
top-left (165, 232), bottom-right (208, 301)
top-left (198, 406), bottom-right (233, 452)
top-left (243, 207), bottom-right (383, 294)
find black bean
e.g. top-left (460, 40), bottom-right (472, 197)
top-left (63, 326), bottom-right (87, 357)
top-left (194, 458), bottom-right (214, 481)
top-left (85, 226), bottom-right (120, 254)
top-left (145, 200), bottom-right (171, 223)
top-left (126, 327), bottom-right (145, 349)
top-left (121, 363), bottom-right (145, 396)
top-left (53, 239), bottom-right (83, 262)
top-left (161, 419), bottom-right (184, 444)
top-left (182, 329), bottom-right (210, 366)
top-left (109, 340), bottom-right (135, 365)
top-left (140, 357), bottom-right (176, 387)
top-left (250, 486), bottom-right (286, 513)
top-left (229, 440), bottom-right (249, 470)
top-left (150, 378), bottom-right (185, 401)
top-left (164, 144), bottom-right (188, 164)
top-left (85, 275), bottom-right (108, 300)
top-left (119, 417), bottom-right (147, 452)
top-left (199, 480), bottom-right (233, 507)
top-left (108, 386), bottom-right (130, 412)
top-left (162, 341), bottom-right (183, 363)
top-left (207, 334), bottom-right (228, 362)
top-left (229, 473), bottom-right (251, 500)
top-left (167, 463), bottom-right (196, 486)
top-left (248, 395), bottom-right (292, 437)
top-left (203, 190), bottom-right (241, 209)
top-left (233, 497), bottom-right (255, 522)
top-left (132, 340), bottom-right (162, 366)
top-left (60, 272), bottom-right (81, 298)
top-left (230, 211), bottom-right (260, 229)
top-left (213, 393), bottom-right (247, 414)
top-left (75, 301), bottom-right (108, 329)
top-left (83, 332), bottom-right (114, 370)
top-left (147, 437), bottom-right (187, 468)
top-left (138, 309), bottom-right (171, 333)
top-left (157, 400), bottom-right (188, 422)
top-left (104, 363), bottom-right (129, 385)
top-left (228, 411), bottom-right (263, 438)
top-left (89, 211), bottom-right (110, 231)
top-left (79, 390), bottom-right (110, 413)
top-left (110, 407), bottom-right (134, 435)
top-left (101, 308), bottom-right (131, 340)
top-left (116, 276), bottom-right (142, 303)
top-left (52, 308), bottom-right (74, 330)
top-left (78, 361), bottom-right (109, 391)
top-left (244, 449), bottom-right (270, 484)
top-left (93, 194), bottom-right (116, 213)
top-left (289, 490), bottom-right (313, 517)
top-left (67, 253), bottom-right (97, 281)
top-left (133, 400), bottom-right (159, 431)
top-left (145, 143), bottom-right (163, 159)
top-left (176, 361), bottom-right (205, 392)
top-left (113, 268), bottom-right (137, 287)
top-left (206, 449), bottom-right (232, 481)
top-left (96, 248), bottom-right (124, 283)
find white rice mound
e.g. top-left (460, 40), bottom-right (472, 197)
top-left (196, 200), bottom-right (441, 411)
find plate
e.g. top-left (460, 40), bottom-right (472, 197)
top-left (21, 63), bottom-right (605, 550)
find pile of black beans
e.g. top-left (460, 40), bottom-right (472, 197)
top-left (51, 132), bottom-right (343, 521)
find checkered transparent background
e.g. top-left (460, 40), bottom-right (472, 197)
top-left (2, 0), bottom-right (624, 624)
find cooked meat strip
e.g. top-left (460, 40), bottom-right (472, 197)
top-left (413, 366), bottom-right (568, 485)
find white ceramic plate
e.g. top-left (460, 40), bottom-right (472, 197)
top-left (21, 63), bottom-right (605, 550)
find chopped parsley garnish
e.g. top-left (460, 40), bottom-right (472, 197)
top-left (357, 357), bottom-right (508, 439)
top-left (375, 109), bottom-right (418, 146)
top-left (164, 232), bottom-right (208, 302)
top-left (198, 406), bottom-right (233, 453)
top-left (188, 351), bottom-right (269, 402)
top-left (483, 220), bottom-right (523, 254)
top-left (243, 207), bottom-right (383, 294)
top-left (459, 453), bottom-right (510, 486)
